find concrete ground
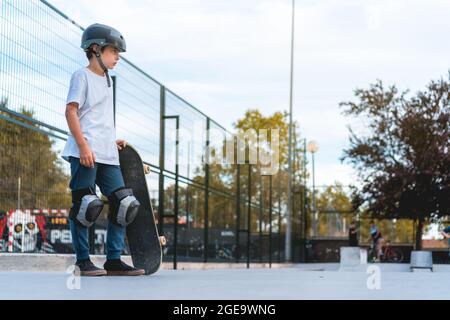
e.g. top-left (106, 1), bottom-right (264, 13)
top-left (1, 263), bottom-right (449, 300)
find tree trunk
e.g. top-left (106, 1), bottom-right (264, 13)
top-left (415, 217), bottom-right (424, 250)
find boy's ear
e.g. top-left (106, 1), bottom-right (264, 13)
top-left (91, 44), bottom-right (99, 52)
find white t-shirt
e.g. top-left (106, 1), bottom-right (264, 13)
top-left (61, 67), bottom-right (119, 165)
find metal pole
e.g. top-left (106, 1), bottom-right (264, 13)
top-left (17, 177), bottom-right (20, 212)
top-left (162, 115), bottom-right (180, 269)
top-left (186, 189), bottom-right (189, 230)
top-left (236, 164), bottom-right (241, 262)
top-left (303, 138), bottom-right (307, 242)
top-left (312, 152), bottom-right (317, 237)
top-left (174, 117), bottom-right (179, 270)
top-left (292, 123), bottom-right (302, 261)
top-left (292, 123), bottom-right (298, 262)
top-left (269, 175), bottom-right (273, 268)
top-left (112, 75), bottom-right (116, 126)
top-left (286, 0), bottom-right (296, 262)
top-left (106, 74), bottom-right (116, 253)
top-left (259, 169), bottom-right (263, 263)
top-left (158, 86), bottom-right (166, 236)
top-left (186, 141), bottom-right (190, 229)
top-left (278, 173), bottom-right (282, 263)
top-left (204, 118), bottom-right (210, 263)
top-left (247, 164), bottom-right (251, 269)
top-left (18, 177), bottom-right (24, 253)
top-left (299, 156), bottom-right (306, 262)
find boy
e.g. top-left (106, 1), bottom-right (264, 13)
top-left (62, 23), bottom-right (144, 276)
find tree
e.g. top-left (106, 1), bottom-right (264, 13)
top-left (0, 98), bottom-right (71, 211)
top-left (340, 73), bottom-right (450, 249)
top-left (314, 184), bottom-right (354, 238)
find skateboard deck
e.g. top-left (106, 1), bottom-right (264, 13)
top-left (119, 144), bottom-right (164, 275)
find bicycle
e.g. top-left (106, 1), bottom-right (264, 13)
top-left (368, 240), bottom-right (404, 263)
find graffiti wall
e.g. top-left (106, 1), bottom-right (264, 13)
top-left (0, 209), bottom-right (107, 254)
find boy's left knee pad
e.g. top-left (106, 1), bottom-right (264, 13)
top-left (108, 187), bottom-right (140, 227)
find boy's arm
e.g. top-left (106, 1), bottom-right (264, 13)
top-left (65, 103), bottom-right (96, 167)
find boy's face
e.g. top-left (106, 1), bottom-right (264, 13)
top-left (100, 45), bottom-right (121, 69)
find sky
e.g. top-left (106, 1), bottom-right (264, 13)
top-left (50, 0), bottom-right (450, 188)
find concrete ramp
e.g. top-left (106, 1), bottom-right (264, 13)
top-left (339, 247), bottom-right (368, 271)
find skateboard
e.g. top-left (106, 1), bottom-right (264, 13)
top-left (119, 144), bottom-right (166, 275)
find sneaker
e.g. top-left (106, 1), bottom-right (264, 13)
top-left (75, 259), bottom-right (107, 277)
top-left (103, 259), bottom-right (145, 276)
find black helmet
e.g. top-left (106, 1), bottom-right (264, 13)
top-left (81, 23), bottom-right (126, 53)
top-left (81, 23), bottom-right (125, 87)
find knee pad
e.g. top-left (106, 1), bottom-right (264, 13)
top-left (108, 187), bottom-right (140, 227)
top-left (69, 187), bottom-right (104, 228)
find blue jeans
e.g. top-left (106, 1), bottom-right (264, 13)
top-left (68, 157), bottom-right (125, 261)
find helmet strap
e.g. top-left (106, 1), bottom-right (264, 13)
top-left (93, 48), bottom-right (111, 87)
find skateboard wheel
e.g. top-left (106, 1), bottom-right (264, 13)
top-left (159, 236), bottom-right (167, 246)
top-left (143, 164), bottom-right (151, 174)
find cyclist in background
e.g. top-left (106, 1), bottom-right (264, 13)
top-left (369, 221), bottom-right (384, 262)
top-left (441, 225), bottom-right (450, 262)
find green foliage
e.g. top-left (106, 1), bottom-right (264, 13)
top-left (341, 72), bottom-right (450, 248)
top-left (0, 98), bottom-right (71, 211)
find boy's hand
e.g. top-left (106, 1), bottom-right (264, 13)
top-left (79, 143), bottom-right (96, 168)
top-left (116, 139), bottom-right (127, 150)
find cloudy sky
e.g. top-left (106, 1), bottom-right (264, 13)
top-left (51, 0), bottom-right (449, 188)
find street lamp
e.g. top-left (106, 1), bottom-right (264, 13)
top-left (306, 140), bottom-right (319, 237)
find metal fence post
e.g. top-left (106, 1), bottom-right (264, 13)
top-left (236, 163), bottom-right (241, 262)
top-left (259, 169), bottom-right (263, 263)
top-left (158, 86), bottom-right (166, 236)
top-left (247, 163), bottom-right (251, 268)
top-left (162, 115), bottom-right (180, 270)
top-left (278, 173), bottom-right (282, 263)
top-left (204, 118), bottom-right (210, 263)
top-left (269, 175), bottom-right (273, 267)
top-left (112, 75), bottom-right (116, 126)
top-left (174, 117), bottom-right (179, 269)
